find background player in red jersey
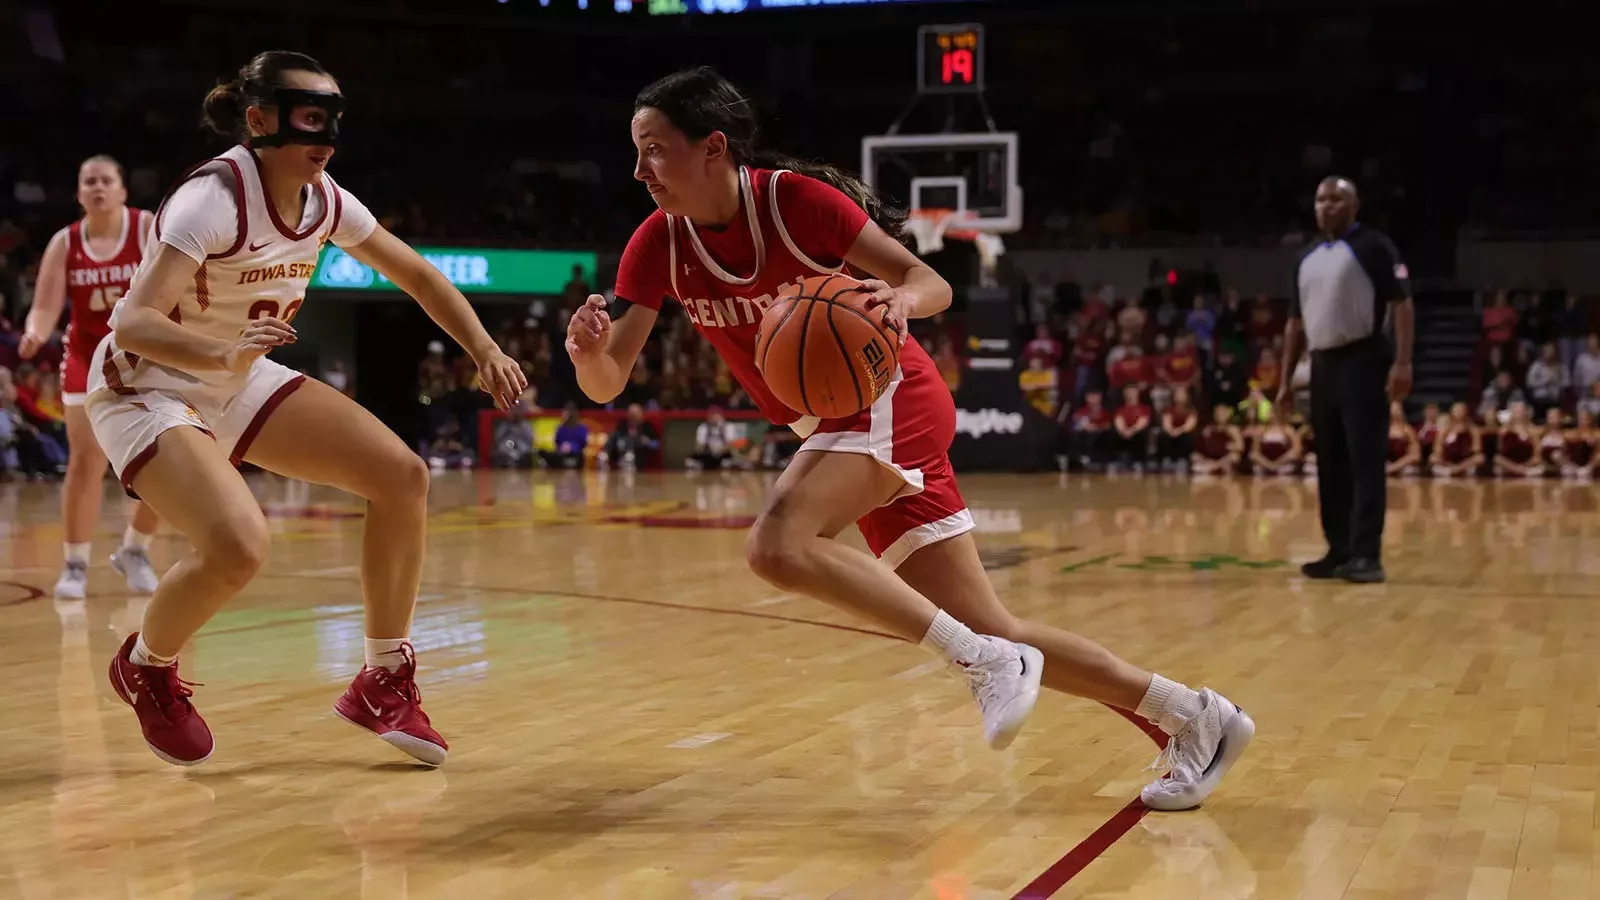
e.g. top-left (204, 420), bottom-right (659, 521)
top-left (567, 68), bottom-right (1253, 810)
top-left (19, 155), bottom-right (163, 600)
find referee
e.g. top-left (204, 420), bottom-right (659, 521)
top-left (1277, 177), bottom-right (1414, 584)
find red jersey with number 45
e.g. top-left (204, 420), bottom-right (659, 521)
top-left (62, 207), bottom-right (151, 362)
top-left (614, 166), bottom-right (938, 426)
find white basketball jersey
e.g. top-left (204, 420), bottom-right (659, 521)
top-left (97, 144), bottom-right (343, 394)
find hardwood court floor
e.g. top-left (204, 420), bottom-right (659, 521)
top-left (1, 468), bottom-right (1598, 899)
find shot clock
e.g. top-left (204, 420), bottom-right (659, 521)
top-left (917, 23), bottom-right (984, 93)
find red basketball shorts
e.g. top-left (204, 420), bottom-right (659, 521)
top-left (795, 361), bottom-right (973, 567)
top-left (61, 347), bottom-right (92, 406)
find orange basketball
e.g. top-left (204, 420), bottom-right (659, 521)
top-left (755, 274), bottom-right (901, 419)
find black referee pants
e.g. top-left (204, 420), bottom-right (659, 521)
top-left (1309, 335), bottom-right (1390, 562)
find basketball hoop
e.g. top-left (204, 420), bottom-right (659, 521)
top-left (906, 208), bottom-right (1007, 282)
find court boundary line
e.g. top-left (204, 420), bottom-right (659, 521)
top-left (254, 571), bottom-right (1159, 896)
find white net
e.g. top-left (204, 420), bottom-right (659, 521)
top-left (906, 209), bottom-right (1007, 284)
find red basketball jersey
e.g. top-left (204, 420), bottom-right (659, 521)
top-left (63, 207), bottom-right (149, 360)
top-left (614, 166), bottom-right (934, 425)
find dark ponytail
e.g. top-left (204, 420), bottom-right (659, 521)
top-left (202, 50), bottom-right (331, 139)
top-left (635, 66), bottom-right (907, 242)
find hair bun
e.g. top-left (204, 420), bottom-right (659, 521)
top-left (201, 78), bottom-right (246, 137)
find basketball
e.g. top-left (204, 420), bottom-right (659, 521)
top-left (755, 274), bottom-right (900, 420)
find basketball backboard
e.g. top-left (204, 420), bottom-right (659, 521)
top-left (860, 131), bottom-right (1022, 235)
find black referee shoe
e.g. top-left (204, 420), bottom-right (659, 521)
top-left (1334, 558), bottom-right (1386, 583)
top-left (1299, 555), bottom-right (1347, 579)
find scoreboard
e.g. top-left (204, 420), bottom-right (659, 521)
top-left (917, 23), bottom-right (984, 93)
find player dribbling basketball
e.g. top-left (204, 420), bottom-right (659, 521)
top-left (88, 51), bottom-right (525, 767)
top-left (567, 67), bottom-right (1253, 810)
top-left (19, 155), bottom-right (163, 599)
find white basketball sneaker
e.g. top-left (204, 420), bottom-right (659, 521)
top-left (961, 638), bottom-right (1045, 749)
top-left (1141, 688), bottom-right (1254, 811)
top-left (53, 561), bottom-right (88, 600)
top-left (111, 548), bottom-right (160, 594)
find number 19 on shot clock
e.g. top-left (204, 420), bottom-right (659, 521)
top-left (917, 24), bottom-right (985, 94)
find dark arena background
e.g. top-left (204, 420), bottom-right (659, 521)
top-left (2, 0), bottom-right (1598, 897)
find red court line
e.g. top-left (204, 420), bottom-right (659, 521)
top-left (1009, 798), bottom-right (1152, 899)
top-left (222, 571), bottom-right (1165, 891)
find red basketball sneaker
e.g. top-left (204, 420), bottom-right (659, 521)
top-left (333, 643), bottom-right (448, 766)
top-left (107, 632), bottom-right (214, 766)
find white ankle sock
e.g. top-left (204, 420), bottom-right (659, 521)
top-left (130, 634), bottom-right (176, 668)
top-left (919, 610), bottom-right (991, 667)
top-left (365, 638), bottom-right (410, 672)
top-left (63, 542), bottom-right (90, 565)
top-left (123, 526), bottom-right (155, 551)
top-left (1136, 674), bottom-right (1204, 735)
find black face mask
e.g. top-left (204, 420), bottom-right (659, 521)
top-left (247, 89), bottom-right (345, 150)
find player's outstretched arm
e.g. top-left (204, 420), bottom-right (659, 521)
top-left (18, 230), bottom-right (69, 359)
top-left (345, 226), bottom-right (526, 409)
top-left (567, 294), bottom-right (657, 404)
top-left (115, 244), bottom-right (291, 373)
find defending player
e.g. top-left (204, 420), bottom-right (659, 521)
top-left (566, 67), bottom-right (1253, 810)
top-left (88, 51), bottom-right (526, 767)
top-left (19, 156), bottom-right (163, 599)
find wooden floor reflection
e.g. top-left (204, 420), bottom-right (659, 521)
top-left (1, 469), bottom-right (1597, 899)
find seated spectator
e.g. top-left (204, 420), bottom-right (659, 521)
top-left (1573, 334), bottom-right (1600, 397)
top-left (1478, 371), bottom-right (1526, 425)
top-left (7, 364), bottom-right (65, 473)
top-left (1563, 409), bottom-right (1598, 479)
top-left (1251, 348), bottom-right (1282, 395)
top-left (1158, 386), bottom-right (1199, 471)
top-left (1184, 294), bottom-right (1216, 356)
top-left (616, 362), bottom-right (660, 409)
top-left (1111, 385), bottom-right (1153, 471)
top-left (1415, 402), bottom-right (1443, 468)
top-left (1581, 380), bottom-right (1600, 420)
top-left (602, 404), bottom-right (661, 470)
top-left (763, 425), bottom-right (804, 470)
top-left (1022, 323), bottom-right (1063, 369)
top-left (1106, 344), bottom-right (1148, 399)
top-left (423, 419), bottom-right (473, 470)
top-left (1069, 318), bottom-right (1110, 402)
top-left (1432, 402), bottom-right (1485, 478)
top-left (1191, 404), bottom-right (1242, 476)
top-left (1063, 389), bottom-right (1112, 471)
top-left (1288, 353), bottom-right (1312, 418)
top-left (1386, 401), bottom-right (1422, 476)
top-left (1019, 355), bottom-right (1058, 417)
top-left (688, 406), bottom-right (736, 471)
top-left (1164, 333), bottom-right (1203, 392)
top-left (493, 386), bottom-right (541, 469)
top-left (1482, 290), bottom-right (1517, 347)
top-left (1115, 298), bottom-right (1147, 346)
top-left (1205, 345), bottom-right (1249, 410)
top-left (543, 403), bottom-right (589, 470)
top-left (1300, 423), bottom-right (1317, 477)
top-left (1236, 385), bottom-right (1274, 425)
top-left (1538, 408), bottom-right (1568, 475)
top-left (1246, 294), bottom-right (1282, 347)
top-left (1249, 404), bottom-right (1302, 476)
top-left (1524, 342), bottom-right (1567, 416)
top-left (322, 359), bottom-right (352, 397)
top-left (1146, 334), bottom-right (1174, 410)
top-left (1493, 402), bottom-right (1541, 478)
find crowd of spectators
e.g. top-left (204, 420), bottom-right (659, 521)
top-left (3, 2), bottom-right (1596, 479)
top-left (1015, 275), bottom-right (1600, 481)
